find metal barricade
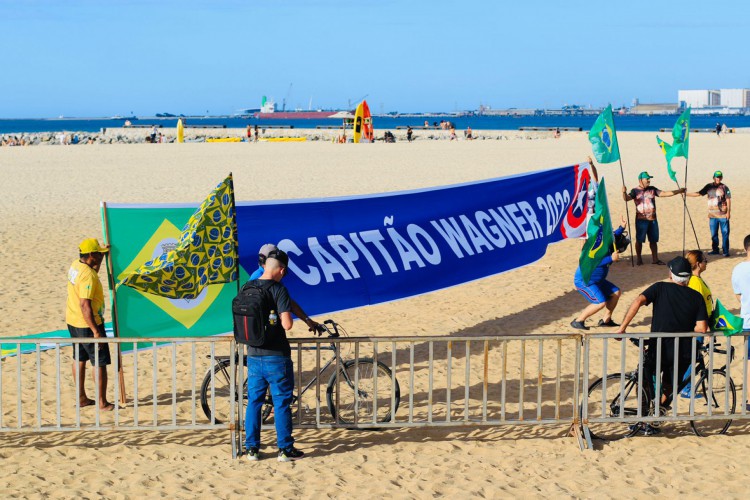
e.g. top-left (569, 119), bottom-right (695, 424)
top-left (0, 336), bottom-right (239, 457)
top-left (233, 334), bottom-right (585, 452)
top-left (582, 332), bottom-right (750, 449)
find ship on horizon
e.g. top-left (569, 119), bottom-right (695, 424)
top-left (236, 96), bottom-right (342, 119)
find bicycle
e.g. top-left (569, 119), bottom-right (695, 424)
top-left (584, 337), bottom-right (736, 440)
top-left (200, 320), bottom-right (401, 425)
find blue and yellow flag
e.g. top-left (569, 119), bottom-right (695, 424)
top-left (588, 105), bottom-right (620, 164)
top-left (671, 107), bottom-right (691, 159)
top-left (118, 175), bottom-right (238, 299)
top-left (711, 299), bottom-right (744, 336)
top-left (656, 135), bottom-right (678, 182)
top-left (579, 177), bottom-right (614, 285)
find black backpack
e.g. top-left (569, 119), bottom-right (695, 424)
top-left (232, 280), bottom-right (277, 346)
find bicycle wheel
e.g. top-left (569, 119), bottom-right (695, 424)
top-left (326, 359), bottom-right (400, 424)
top-left (689, 369), bottom-right (736, 437)
top-left (200, 359), bottom-right (247, 424)
top-left (584, 373), bottom-right (649, 441)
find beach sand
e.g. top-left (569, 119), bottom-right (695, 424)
top-left (2, 131), bottom-right (749, 498)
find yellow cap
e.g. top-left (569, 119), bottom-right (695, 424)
top-left (79, 238), bottom-right (109, 254)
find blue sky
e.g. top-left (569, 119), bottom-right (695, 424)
top-left (1, 0), bottom-right (749, 118)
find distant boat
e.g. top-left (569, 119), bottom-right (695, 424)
top-left (250, 96), bottom-right (341, 119)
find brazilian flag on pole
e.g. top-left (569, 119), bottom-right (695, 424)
top-left (656, 135), bottom-right (678, 182)
top-left (588, 104), bottom-right (620, 163)
top-left (579, 177), bottom-right (614, 285)
top-left (671, 107), bottom-right (691, 159)
top-left (117, 174), bottom-right (238, 299)
top-left (711, 299), bottom-right (744, 336)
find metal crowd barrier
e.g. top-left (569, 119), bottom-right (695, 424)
top-left (233, 334), bottom-right (585, 451)
top-left (582, 332), bottom-right (750, 449)
top-left (0, 336), bottom-right (239, 457)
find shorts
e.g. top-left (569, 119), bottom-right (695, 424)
top-left (635, 219), bottom-right (659, 243)
top-left (575, 280), bottom-right (619, 304)
top-left (67, 324), bottom-right (111, 366)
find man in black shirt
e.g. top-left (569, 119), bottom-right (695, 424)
top-left (243, 250), bottom-right (306, 462)
top-left (616, 256), bottom-right (708, 410)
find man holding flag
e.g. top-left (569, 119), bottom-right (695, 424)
top-left (622, 172), bottom-right (684, 265)
top-left (571, 178), bottom-right (629, 330)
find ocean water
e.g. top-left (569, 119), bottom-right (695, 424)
top-left (1, 114), bottom-right (748, 135)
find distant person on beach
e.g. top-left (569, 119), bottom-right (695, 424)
top-left (449, 126), bottom-right (457, 141)
top-left (254, 124), bottom-right (259, 142)
top-left (424, 120), bottom-right (429, 128)
top-left (731, 234), bottom-right (750, 411)
top-left (716, 122), bottom-right (722, 137)
top-left (406, 126), bottom-right (413, 142)
top-left (66, 239), bottom-right (113, 411)
top-left (616, 256), bottom-right (708, 425)
top-left (465, 127), bottom-right (473, 140)
top-left (150, 126), bottom-right (158, 143)
top-left (571, 218), bottom-right (628, 330)
top-left (687, 170), bottom-right (731, 257)
top-left (554, 127), bottom-right (561, 139)
top-left (622, 171), bottom-right (685, 266)
top-left (247, 125), bottom-right (252, 142)
top-left (241, 249), bottom-right (313, 462)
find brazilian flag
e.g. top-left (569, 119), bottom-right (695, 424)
top-left (711, 299), bottom-right (744, 336)
top-left (588, 105), bottom-right (620, 163)
top-left (579, 177), bottom-right (614, 285)
top-left (671, 107), bottom-right (691, 159)
top-left (117, 174), bottom-right (238, 299)
top-left (656, 135), bottom-right (678, 182)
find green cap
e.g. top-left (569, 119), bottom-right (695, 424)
top-left (713, 170), bottom-right (723, 178)
top-left (638, 171), bottom-right (653, 180)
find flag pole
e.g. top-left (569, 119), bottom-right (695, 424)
top-left (609, 109), bottom-right (635, 267)
top-left (227, 172), bottom-right (243, 452)
top-left (100, 201), bottom-right (127, 405)
top-left (683, 157), bottom-right (688, 255)
top-left (671, 173), bottom-right (702, 252)
top-left (617, 158), bottom-right (635, 266)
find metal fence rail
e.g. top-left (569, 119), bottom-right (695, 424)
top-left (582, 332), bottom-right (750, 449)
top-left (232, 334), bottom-right (585, 451)
top-left (0, 336), bottom-right (238, 456)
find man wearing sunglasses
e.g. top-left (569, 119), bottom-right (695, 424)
top-left (687, 170), bottom-right (731, 257)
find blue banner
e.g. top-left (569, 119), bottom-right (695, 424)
top-left (237, 163), bottom-right (592, 316)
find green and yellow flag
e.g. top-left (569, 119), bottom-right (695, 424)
top-left (588, 105), bottom-right (620, 163)
top-left (711, 299), bottom-right (744, 336)
top-left (656, 135), bottom-right (678, 182)
top-left (117, 174), bottom-right (238, 299)
top-left (671, 107), bottom-right (691, 159)
top-left (579, 177), bottom-right (614, 285)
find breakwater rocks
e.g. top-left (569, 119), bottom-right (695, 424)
top-left (1, 127), bottom-right (568, 147)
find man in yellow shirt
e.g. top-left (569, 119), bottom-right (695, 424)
top-left (66, 238), bottom-right (113, 410)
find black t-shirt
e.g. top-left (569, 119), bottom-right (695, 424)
top-left (246, 279), bottom-right (293, 357)
top-left (641, 281), bottom-right (708, 358)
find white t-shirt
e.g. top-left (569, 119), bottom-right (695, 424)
top-left (731, 261), bottom-right (750, 329)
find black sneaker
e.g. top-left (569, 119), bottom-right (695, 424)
top-left (278, 446), bottom-right (304, 462)
top-left (597, 319), bottom-right (620, 327)
top-left (246, 447), bottom-right (260, 462)
top-left (707, 250), bottom-right (720, 255)
top-left (628, 423), bottom-right (661, 436)
top-left (570, 320), bottom-right (589, 331)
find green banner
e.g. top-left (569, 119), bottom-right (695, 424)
top-left (103, 204), bottom-right (248, 345)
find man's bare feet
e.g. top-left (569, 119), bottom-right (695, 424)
top-left (99, 403), bottom-right (115, 411)
top-left (79, 398), bottom-right (95, 407)
top-left (636, 257), bottom-right (644, 266)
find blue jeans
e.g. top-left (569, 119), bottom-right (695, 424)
top-left (245, 356), bottom-right (294, 450)
top-left (709, 218), bottom-right (730, 256)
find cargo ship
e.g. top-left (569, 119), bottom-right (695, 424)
top-left (245, 96), bottom-right (340, 119)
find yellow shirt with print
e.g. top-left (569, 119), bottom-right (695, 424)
top-left (688, 275), bottom-right (713, 317)
top-left (66, 260), bottom-right (105, 328)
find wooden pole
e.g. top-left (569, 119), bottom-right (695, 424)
top-left (100, 201), bottom-right (127, 405)
top-left (617, 158), bottom-right (635, 266)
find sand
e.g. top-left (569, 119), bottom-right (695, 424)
top-left (1, 131), bottom-right (749, 498)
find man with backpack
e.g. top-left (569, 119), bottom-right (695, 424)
top-left (233, 249), bottom-right (307, 462)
